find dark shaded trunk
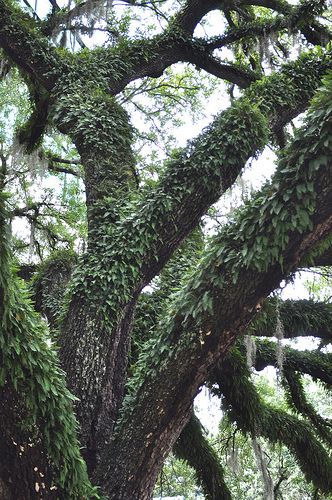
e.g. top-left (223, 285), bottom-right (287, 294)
top-left (0, 383), bottom-right (56, 500)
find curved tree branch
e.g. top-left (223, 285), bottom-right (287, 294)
top-left (282, 369), bottom-right (332, 445)
top-left (174, 412), bottom-right (232, 500)
top-left (172, 0), bottom-right (222, 35)
top-left (184, 49), bottom-right (257, 87)
top-left (0, 0), bottom-right (61, 90)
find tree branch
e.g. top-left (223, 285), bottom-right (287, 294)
top-left (172, 0), bottom-right (222, 35)
top-left (174, 412), bottom-right (232, 500)
top-left (204, 1), bottom-right (331, 52)
top-left (106, 34), bottom-right (257, 94)
top-left (282, 369), bottom-right (332, 445)
top-left (47, 156), bottom-right (82, 177)
top-left (184, 49), bottom-right (257, 87)
top-left (254, 339), bottom-right (332, 386)
top-left (243, 0), bottom-right (331, 46)
top-left (250, 299), bottom-right (332, 342)
top-left (58, 50), bottom-right (332, 469)
top-left (0, 0), bottom-right (60, 90)
top-left (211, 349), bottom-right (332, 492)
top-left (133, 50), bottom-right (332, 286)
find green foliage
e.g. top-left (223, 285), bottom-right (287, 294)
top-left (0, 67), bottom-right (30, 143)
top-left (0, 192), bottom-right (97, 498)
top-left (174, 414), bottom-right (232, 500)
top-left (155, 454), bottom-right (201, 499)
top-left (31, 249), bottom-right (77, 329)
top-left (212, 347), bottom-right (332, 493)
top-left (119, 68), bottom-right (332, 470)
top-left (305, 268), bottom-right (332, 302)
top-left (246, 46), bottom-right (332, 117)
top-left (282, 370), bottom-right (332, 446)
top-left (250, 298), bottom-right (332, 341)
top-left (255, 338), bottom-right (332, 386)
top-left (1, 1), bottom-right (332, 497)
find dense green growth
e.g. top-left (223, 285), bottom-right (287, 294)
top-left (0, 0), bottom-right (332, 498)
top-left (0, 194), bottom-right (96, 497)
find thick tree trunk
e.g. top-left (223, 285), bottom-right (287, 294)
top-left (60, 295), bottom-right (137, 473)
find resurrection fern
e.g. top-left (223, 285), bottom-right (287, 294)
top-left (211, 348), bottom-right (332, 493)
top-left (31, 249), bottom-right (77, 330)
top-left (282, 370), bottom-right (332, 446)
top-left (254, 338), bottom-right (332, 386)
top-left (174, 413), bottom-right (232, 500)
top-left (0, 192), bottom-right (97, 498)
top-left (250, 298), bottom-right (332, 341)
top-left (124, 68), bottom-right (332, 406)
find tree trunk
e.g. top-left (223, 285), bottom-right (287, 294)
top-left (60, 295), bottom-right (137, 473)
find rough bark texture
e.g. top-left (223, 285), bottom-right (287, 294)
top-left (0, 383), bottom-right (56, 500)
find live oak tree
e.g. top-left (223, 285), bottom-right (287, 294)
top-left (0, 0), bottom-right (332, 498)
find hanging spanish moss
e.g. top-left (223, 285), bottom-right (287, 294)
top-left (237, 174), bottom-right (253, 202)
top-left (10, 140), bottom-right (48, 179)
top-left (252, 436), bottom-right (274, 500)
top-left (244, 334), bottom-right (256, 369)
top-left (51, 0), bottom-right (113, 44)
top-left (227, 441), bottom-right (239, 475)
top-left (0, 56), bottom-right (10, 79)
top-left (10, 141), bottom-right (48, 178)
top-left (29, 219), bottom-right (36, 260)
top-left (68, 0), bottom-right (113, 25)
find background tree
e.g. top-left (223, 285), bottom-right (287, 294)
top-left (0, 0), bottom-right (332, 498)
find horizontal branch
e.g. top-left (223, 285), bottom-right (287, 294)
top-left (243, 0), bottom-right (331, 46)
top-left (254, 339), bottom-right (332, 386)
top-left (48, 160), bottom-right (81, 177)
top-left (105, 35), bottom-right (257, 94)
top-left (250, 299), bottom-right (332, 342)
top-left (184, 49), bottom-right (257, 87)
top-left (204, 1), bottom-right (331, 52)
